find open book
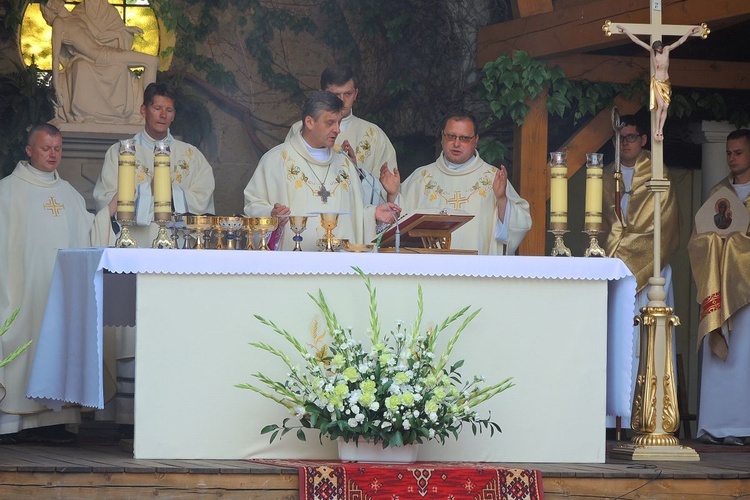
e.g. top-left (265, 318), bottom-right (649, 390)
top-left (374, 208), bottom-right (474, 249)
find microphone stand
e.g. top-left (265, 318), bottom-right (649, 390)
top-left (356, 165), bottom-right (400, 253)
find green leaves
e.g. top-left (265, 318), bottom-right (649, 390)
top-left (0, 308), bottom-right (31, 368)
top-left (237, 269), bottom-right (513, 448)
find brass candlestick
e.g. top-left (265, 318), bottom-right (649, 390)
top-left (584, 229), bottom-right (606, 257)
top-left (152, 212), bottom-right (174, 249)
top-left (548, 228), bottom-right (571, 257)
top-left (115, 218), bottom-right (137, 248)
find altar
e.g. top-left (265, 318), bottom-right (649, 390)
top-left (27, 249), bottom-right (635, 463)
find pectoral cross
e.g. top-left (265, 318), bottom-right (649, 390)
top-left (317, 184), bottom-right (331, 203)
top-left (44, 197), bottom-right (65, 217)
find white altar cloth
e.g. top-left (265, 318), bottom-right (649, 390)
top-left (27, 248), bottom-right (635, 462)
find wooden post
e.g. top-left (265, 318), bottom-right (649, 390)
top-left (515, 93), bottom-right (548, 256)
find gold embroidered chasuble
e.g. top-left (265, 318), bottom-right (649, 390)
top-left (244, 132), bottom-right (377, 251)
top-left (688, 176), bottom-right (750, 360)
top-left (0, 162), bottom-right (113, 427)
top-left (399, 153), bottom-right (531, 255)
top-left (602, 150), bottom-right (680, 292)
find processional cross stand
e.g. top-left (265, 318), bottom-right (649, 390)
top-left (602, 0), bottom-right (708, 461)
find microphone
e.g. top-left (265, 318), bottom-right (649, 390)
top-left (334, 145), bottom-right (401, 253)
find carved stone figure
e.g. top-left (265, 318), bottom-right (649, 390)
top-left (41, 0), bottom-right (158, 125)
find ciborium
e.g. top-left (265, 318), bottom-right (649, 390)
top-left (218, 216), bottom-right (244, 250)
top-left (184, 215), bottom-right (213, 249)
top-left (251, 216), bottom-right (279, 250)
top-left (289, 215), bottom-right (308, 251)
top-left (319, 213), bottom-right (340, 252)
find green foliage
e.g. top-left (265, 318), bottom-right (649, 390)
top-left (481, 51), bottom-right (750, 132)
top-left (0, 62), bottom-right (55, 178)
top-left (481, 50), bottom-right (625, 127)
top-left (477, 137), bottom-right (508, 166)
top-left (0, 309), bottom-right (32, 368)
top-left (237, 267), bottom-right (513, 448)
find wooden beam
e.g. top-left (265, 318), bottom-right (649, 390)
top-left (547, 54), bottom-right (750, 90)
top-left (511, 0), bottom-right (553, 18)
top-left (515, 94), bottom-right (548, 256)
top-left (559, 94), bottom-right (644, 180)
top-left (477, 0), bottom-right (750, 66)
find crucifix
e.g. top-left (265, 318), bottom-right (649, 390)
top-left (602, 1), bottom-right (707, 461)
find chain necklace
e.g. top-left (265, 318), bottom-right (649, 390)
top-left (305, 159), bottom-right (332, 203)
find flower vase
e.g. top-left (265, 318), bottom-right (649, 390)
top-left (337, 439), bottom-right (419, 463)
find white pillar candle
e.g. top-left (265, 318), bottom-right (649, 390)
top-left (549, 152), bottom-right (568, 230)
top-left (585, 153), bottom-right (604, 230)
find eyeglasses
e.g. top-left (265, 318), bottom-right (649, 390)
top-left (613, 133), bottom-right (643, 144)
top-left (442, 132), bottom-right (476, 143)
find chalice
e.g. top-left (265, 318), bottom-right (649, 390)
top-left (319, 213), bottom-right (339, 252)
top-left (184, 215), bottom-right (213, 249)
top-left (242, 217), bottom-right (256, 250)
top-left (219, 216), bottom-right (244, 250)
top-left (211, 216), bottom-right (225, 249)
top-left (251, 216), bottom-right (279, 250)
top-left (289, 216), bottom-right (308, 251)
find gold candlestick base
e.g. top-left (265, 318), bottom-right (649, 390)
top-left (115, 219), bottom-right (138, 248)
top-left (549, 228), bottom-right (571, 257)
top-left (583, 229), bottom-right (606, 257)
top-left (152, 220), bottom-right (174, 249)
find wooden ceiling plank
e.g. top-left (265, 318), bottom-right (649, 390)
top-left (511, 0), bottom-right (554, 18)
top-left (478, 0), bottom-right (750, 65)
top-left (548, 54), bottom-right (750, 90)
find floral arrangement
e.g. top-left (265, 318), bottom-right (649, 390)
top-left (237, 268), bottom-right (513, 448)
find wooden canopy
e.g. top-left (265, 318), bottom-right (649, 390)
top-left (478, 0), bottom-right (750, 255)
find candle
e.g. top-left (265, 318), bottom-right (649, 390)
top-left (549, 152), bottom-right (568, 230)
top-left (585, 153), bottom-right (604, 230)
top-left (153, 141), bottom-right (172, 220)
top-left (116, 140), bottom-right (136, 221)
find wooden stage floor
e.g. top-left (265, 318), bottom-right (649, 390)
top-left (0, 429), bottom-right (749, 499)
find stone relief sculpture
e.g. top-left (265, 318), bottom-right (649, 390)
top-left (41, 0), bottom-right (158, 125)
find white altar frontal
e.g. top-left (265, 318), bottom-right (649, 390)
top-left (28, 249), bottom-right (635, 463)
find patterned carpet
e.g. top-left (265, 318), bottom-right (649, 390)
top-left (248, 458), bottom-right (543, 499)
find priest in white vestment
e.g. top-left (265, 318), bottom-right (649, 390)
top-left (690, 129), bottom-right (750, 446)
top-left (93, 82), bottom-right (215, 245)
top-left (285, 66), bottom-right (396, 205)
top-left (0, 123), bottom-right (115, 442)
top-left (383, 113), bottom-right (531, 255)
top-left (92, 82), bottom-right (214, 428)
top-left (245, 91), bottom-right (400, 251)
